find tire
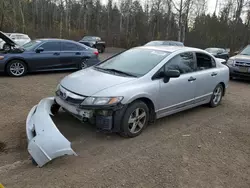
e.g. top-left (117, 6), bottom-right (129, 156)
top-left (6, 60), bottom-right (27, 77)
top-left (97, 45), bottom-right (104, 53)
top-left (51, 103), bottom-right (61, 115)
top-left (78, 58), bottom-right (88, 70)
top-left (3, 43), bottom-right (11, 51)
top-left (119, 101), bottom-right (149, 138)
top-left (100, 46), bottom-right (105, 53)
top-left (31, 157), bottom-right (38, 166)
top-left (209, 84), bottom-right (224, 108)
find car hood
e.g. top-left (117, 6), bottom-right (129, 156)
top-left (0, 31), bottom-right (17, 46)
top-left (60, 68), bottom-right (136, 96)
top-left (231, 54), bottom-right (250, 63)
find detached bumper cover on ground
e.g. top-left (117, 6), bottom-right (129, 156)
top-left (26, 97), bottom-right (77, 167)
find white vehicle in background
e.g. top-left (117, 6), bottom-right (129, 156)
top-left (0, 32), bottom-right (31, 50)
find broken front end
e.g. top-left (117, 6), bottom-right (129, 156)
top-left (55, 85), bottom-right (127, 132)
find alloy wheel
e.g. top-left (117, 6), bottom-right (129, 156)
top-left (213, 86), bottom-right (222, 105)
top-left (128, 108), bottom-right (147, 134)
top-left (10, 62), bottom-right (25, 76)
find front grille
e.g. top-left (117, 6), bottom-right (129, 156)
top-left (58, 90), bottom-right (84, 104)
top-left (56, 86), bottom-right (86, 105)
top-left (235, 61), bottom-right (250, 67)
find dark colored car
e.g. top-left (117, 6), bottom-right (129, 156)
top-left (0, 32), bottom-right (99, 77)
top-left (205, 48), bottom-right (229, 61)
top-left (79, 36), bottom-right (106, 53)
top-left (144, 40), bottom-right (184, 47)
top-left (227, 45), bottom-right (250, 79)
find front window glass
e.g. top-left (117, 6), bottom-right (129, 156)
top-left (165, 52), bottom-right (196, 74)
top-left (40, 42), bottom-right (61, 51)
top-left (239, 45), bottom-right (250, 56)
top-left (96, 48), bottom-right (170, 77)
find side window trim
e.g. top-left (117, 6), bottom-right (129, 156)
top-left (34, 41), bottom-right (61, 52)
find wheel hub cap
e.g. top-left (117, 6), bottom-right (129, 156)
top-left (10, 62), bottom-right (25, 76)
top-left (128, 108), bottom-right (146, 134)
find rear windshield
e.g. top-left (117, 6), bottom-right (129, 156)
top-left (96, 48), bottom-right (170, 77)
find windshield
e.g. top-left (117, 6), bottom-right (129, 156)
top-left (145, 41), bottom-right (164, 46)
top-left (205, 48), bottom-right (220, 53)
top-left (82, 36), bottom-right (98, 41)
top-left (239, 45), bottom-right (250, 56)
top-left (96, 48), bottom-right (170, 77)
top-left (22, 40), bottom-right (41, 50)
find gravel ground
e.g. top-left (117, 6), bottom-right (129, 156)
top-left (0, 48), bottom-right (250, 187)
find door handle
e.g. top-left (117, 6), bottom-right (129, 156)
top-left (53, 52), bottom-right (60, 56)
top-left (188, 77), bottom-right (196, 82)
top-left (211, 72), bottom-right (218, 76)
top-left (75, 52), bottom-right (81, 55)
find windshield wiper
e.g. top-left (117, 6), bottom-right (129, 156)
top-left (240, 53), bottom-right (250, 56)
top-left (95, 67), bottom-right (137, 77)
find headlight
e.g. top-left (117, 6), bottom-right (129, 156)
top-left (227, 59), bottom-right (235, 66)
top-left (81, 96), bottom-right (123, 106)
top-left (0, 56), bottom-right (4, 60)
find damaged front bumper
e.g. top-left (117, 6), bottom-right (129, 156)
top-left (55, 96), bottom-right (127, 132)
top-left (26, 97), bottom-right (77, 167)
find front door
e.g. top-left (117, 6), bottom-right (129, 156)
top-left (157, 52), bottom-right (197, 118)
top-left (29, 41), bottom-right (61, 71)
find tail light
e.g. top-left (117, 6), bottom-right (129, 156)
top-left (94, 51), bottom-right (99, 56)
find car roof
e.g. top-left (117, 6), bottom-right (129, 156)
top-left (138, 46), bottom-right (200, 53)
top-left (35, 38), bottom-right (77, 43)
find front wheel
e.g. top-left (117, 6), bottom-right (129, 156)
top-left (6, 60), bottom-right (27, 77)
top-left (209, 84), bottom-right (224, 108)
top-left (120, 101), bottom-right (149, 138)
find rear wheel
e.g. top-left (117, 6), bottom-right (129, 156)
top-left (120, 101), bottom-right (149, 138)
top-left (78, 58), bottom-right (88, 70)
top-left (6, 60), bottom-right (27, 77)
top-left (209, 84), bottom-right (223, 107)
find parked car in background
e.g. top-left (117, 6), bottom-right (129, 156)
top-left (79, 36), bottom-right (106, 53)
top-left (144, 40), bottom-right (184, 47)
top-left (227, 44), bottom-right (250, 79)
top-left (0, 31), bottom-right (99, 77)
top-left (31, 46), bottom-right (229, 139)
top-left (0, 32), bottom-right (31, 50)
top-left (205, 48), bottom-right (229, 61)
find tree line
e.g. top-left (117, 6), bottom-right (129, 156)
top-left (1, 0), bottom-right (250, 53)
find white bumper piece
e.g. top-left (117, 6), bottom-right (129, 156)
top-left (26, 97), bottom-right (77, 167)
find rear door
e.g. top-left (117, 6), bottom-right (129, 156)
top-left (193, 52), bottom-right (219, 104)
top-left (29, 41), bottom-right (61, 71)
top-left (60, 41), bottom-right (82, 69)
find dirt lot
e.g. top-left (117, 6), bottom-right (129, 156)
top-left (0, 48), bottom-right (250, 188)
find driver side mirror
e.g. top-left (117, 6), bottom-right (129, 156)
top-left (36, 47), bottom-right (44, 53)
top-left (163, 69), bottom-right (180, 83)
